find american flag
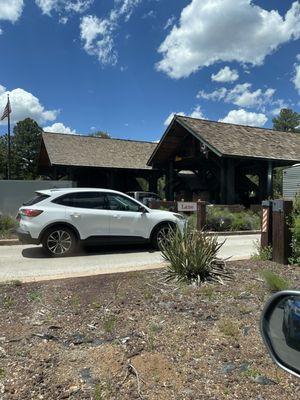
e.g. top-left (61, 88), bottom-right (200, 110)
top-left (1, 97), bottom-right (11, 121)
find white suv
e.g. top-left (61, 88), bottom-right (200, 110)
top-left (17, 188), bottom-right (186, 257)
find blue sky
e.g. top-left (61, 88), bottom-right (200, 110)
top-left (0, 0), bottom-right (299, 141)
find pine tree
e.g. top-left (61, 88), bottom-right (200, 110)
top-left (272, 109), bottom-right (300, 133)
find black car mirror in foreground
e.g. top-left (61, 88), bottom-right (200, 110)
top-left (261, 290), bottom-right (300, 378)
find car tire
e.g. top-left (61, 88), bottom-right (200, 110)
top-left (151, 223), bottom-right (175, 250)
top-left (42, 226), bottom-right (77, 257)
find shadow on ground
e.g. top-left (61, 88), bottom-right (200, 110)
top-left (21, 243), bottom-right (157, 259)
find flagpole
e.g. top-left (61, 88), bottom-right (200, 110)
top-left (7, 94), bottom-right (11, 180)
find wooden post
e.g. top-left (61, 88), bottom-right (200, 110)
top-left (196, 200), bottom-right (206, 231)
top-left (272, 199), bottom-right (293, 265)
top-left (226, 159), bottom-right (235, 204)
top-left (261, 200), bottom-right (272, 249)
top-left (266, 160), bottom-right (273, 198)
top-left (168, 161), bottom-right (174, 201)
top-left (149, 175), bottom-right (158, 193)
top-left (220, 159), bottom-right (226, 204)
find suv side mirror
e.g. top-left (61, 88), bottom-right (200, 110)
top-left (261, 290), bottom-right (300, 378)
top-left (138, 205), bottom-right (148, 214)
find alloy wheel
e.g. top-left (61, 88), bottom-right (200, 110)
top-left (47, 230), bottom-right (72, 255)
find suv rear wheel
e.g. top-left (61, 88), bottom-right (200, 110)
top-left (42, 226), bottom-right (77, 257)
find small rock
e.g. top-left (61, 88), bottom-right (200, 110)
top-left (243, 326), bottom-right (250, 336)
top-left (253, 376), bottom-right (276, 385)
top-left (0, 347), bottom-right (6, 358)
top-left (120, 336), bottom-right (130, 344)
top-left (239, 363), bottom-right (250, 372)
top-left (80, 368), bottom-right (94, 385)
top-left (180, 388), bottom-right (194, 398)
top-left (222, 362), bottom-right (236, 374)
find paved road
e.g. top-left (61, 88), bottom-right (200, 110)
top-left (0, 234), bottom-right (260, 283)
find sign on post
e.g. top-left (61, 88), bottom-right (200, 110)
top-left (177, 202), bottom-right (197, 212)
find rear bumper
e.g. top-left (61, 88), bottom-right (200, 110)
top-left (17, 228), bottom-right (39, 245)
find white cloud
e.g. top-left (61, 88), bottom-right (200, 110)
top-left (219, 109), bottom-right (268, 127)
top-left (80, 15), bottom-right (117, 66)
top-left (198, 82), bottom-right (276, 109)
top-left (0, 87), bottom-right (58, 125)
top-left (189, 105), bottom-right (205, 119)
top-left (226, 83), bottom-right (275, 108)
top-left (293, 63), bottom-right (300, 94)
top-left (156, 0), bottom-right (300, 79)
top-left (44, 122), bottom-right (76, 134)
top-left (142, 10), bottom-right (156, 19)
top-left (80, 0), bottom-right (141, 66)
top-left (197, 88), bottom-right (227, 101)
top-left (164, 105), bottom-right (205, 126)
top-left (164, 15), bottom-right (176, 30)
top-left (35, 0), bottom-right (93, 15)
top-left (211, 66), bottom-right (239, 83)
top-left (270, 99), bottom-right (289, 116)
top-left (164, 111), bottom-right (185, 126)
top-left (0, 0), bottom-right (24, 22)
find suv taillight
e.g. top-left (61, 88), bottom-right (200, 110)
top-left (20, 209), bottom-right (43, 218)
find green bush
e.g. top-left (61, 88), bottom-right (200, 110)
top-left (289, 194), bottom-right (300, 265)
top-left (251, 241), bottom-right (272, 261)
top-left (160, 223), bottom-right (232, 285)
top-left (188, 206), bottom-right (261, 232)
top-left (260, 270), bottom-right (291, 293)
top-left (0, 215), bottom-right (17, 238)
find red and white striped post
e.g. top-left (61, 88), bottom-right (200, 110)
top-left (261, 200), bottom-right (272, 249)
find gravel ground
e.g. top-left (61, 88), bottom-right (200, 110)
top-left (0, 260), bottom-right (300, 399)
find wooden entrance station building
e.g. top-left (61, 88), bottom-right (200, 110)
top-left (147, 116), bottom-right (300, 205)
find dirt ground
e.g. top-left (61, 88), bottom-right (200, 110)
top-left (0, 260), bottom-right (300, 399)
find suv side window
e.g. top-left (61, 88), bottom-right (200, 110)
top-left (107, 194), bottom-right (140, 212)
top-left (53, 192), bottom-right (109, 209)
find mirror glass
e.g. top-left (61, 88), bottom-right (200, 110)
top-left (262, 294), bottom-right (300, 376)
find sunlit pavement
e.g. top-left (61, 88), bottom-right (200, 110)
top-left (0, 234), bottom-right (260, 283)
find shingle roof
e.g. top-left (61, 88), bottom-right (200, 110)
top-left (148, 116), bottom-right (300, 164)
top-left (177, 116), bottom-right (300, 161)
top-left (42, 132), bottom-right (157, 170)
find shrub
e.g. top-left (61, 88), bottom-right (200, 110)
top-left (0, 215), bottom-right (17, 238)
top-left (188, 207), bottom-right (261, 232)
top-left (289, 194), bottom-right (300, 265)
top-left (160, 223), bottom-right (232, 285)
top-left (251, 241), bottom-right (272, 261)
top-left (260, 269), bottom-right (291, 293)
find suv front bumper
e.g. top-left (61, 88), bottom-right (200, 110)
top-left (17, 228), bottom-right (39, 245)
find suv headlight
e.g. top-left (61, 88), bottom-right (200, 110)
top-left (173, 213), bottom-right (186, 220)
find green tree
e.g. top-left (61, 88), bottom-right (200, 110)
top-left (89, 130), bottom-right (111, 139)
top-left (272, 109), bottom-right (300, 133)
top-left (0, 135), bottom-right (7, 179)
top-left (13, 118), bottom-right (43, 179)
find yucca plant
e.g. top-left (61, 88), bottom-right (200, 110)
top-left (160, 223), bottom-right (232, 285)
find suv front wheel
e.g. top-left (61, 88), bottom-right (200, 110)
top-left (42, 226), bottom-right (77, 257)
top-left (151, 223), bottom-right (175, 250)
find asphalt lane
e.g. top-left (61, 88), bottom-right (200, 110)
top-left (0, 234), bottom-right (260, 282)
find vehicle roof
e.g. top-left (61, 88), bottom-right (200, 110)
top-left (36, 188), bottom-right (126, 196)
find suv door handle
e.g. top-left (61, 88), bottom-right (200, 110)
top-left (113, 214), bottom-right (121, 219)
